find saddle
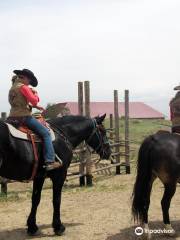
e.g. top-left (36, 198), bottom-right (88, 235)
top-left (156, 130), bottom-right (171, 134)
top-left (5, 113), bottom-right (56, 181)
top-left (156, 129), bottom-right (180, 136)
top-left (6, 113), bottom-right (55, 142)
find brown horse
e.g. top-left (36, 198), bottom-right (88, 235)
top-left (132, 131), bottom-right (180, 238)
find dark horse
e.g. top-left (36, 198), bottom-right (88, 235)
top-left (132, 131), bottom-right (180, 238)
top-left (0, 114), bottom-right (111, 236)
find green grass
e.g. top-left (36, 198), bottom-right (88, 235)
top-left (0, 192), bottom-right (20, 202)
top-left (128, 119), bottom-right (170, 144)
top-left (105, 118), bottom-right (171, 162)
top-left (105, 118), bottom-right (170, 143)
top-left (129, 119), bottom-right (170, 160)
top-left (63, 181), bottom-right (127, 193)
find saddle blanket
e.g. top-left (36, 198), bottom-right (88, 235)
top-left (6, 123), bottom-right (55, 142)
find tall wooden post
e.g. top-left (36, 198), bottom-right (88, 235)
top-left (84, 81), bottom-right (93, 186)
top-left (78, 82), bottom-right (86, 186)
top-left (78, 82), bottom-right (84, 116)
top-left (114, 90), bottom-right (120, 174)
top-left (1, 112), bottom-right (7, 195)
top-left (109, 114), bottom-right (113, 141)
top-left (84, 81), bottom-right (90, 117)
top-left (125, 90), bottom-right (130, 174)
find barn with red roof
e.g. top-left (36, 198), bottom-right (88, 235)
top-left (64, 102), bottom-right (165, 119)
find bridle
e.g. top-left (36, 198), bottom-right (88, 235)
top-left (86, 119), bottom-right (109, 155)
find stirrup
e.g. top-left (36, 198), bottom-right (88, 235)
top-left (45, 161), bottom-right (61, 171)
top-left (42, 154), bottom-right (63, 170)
top-left (55, 154), bottom-right (63, 165)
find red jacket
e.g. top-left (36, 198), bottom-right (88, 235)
top-left (20, 85), bottom-right (39, 106)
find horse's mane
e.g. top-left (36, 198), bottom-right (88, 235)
top-left (48, 115), bottom-right (89, 128)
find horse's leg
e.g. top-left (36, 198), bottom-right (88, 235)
top-left (142, 174), bottom-right (156, 239)
top-left (27, 176), bottom-right (45, 235)
top-left (161, 182), bottom-right (176, 236)
top-left (51, 176), bottom-right (66, 236)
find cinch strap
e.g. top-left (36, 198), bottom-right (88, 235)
top-left (27, 131), bottom-right (39, 181)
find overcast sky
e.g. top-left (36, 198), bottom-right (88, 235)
top-left (1, 0), bottom-right (180, 117)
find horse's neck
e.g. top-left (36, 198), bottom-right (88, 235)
top-left (61, 120), bottom-right (92, 148)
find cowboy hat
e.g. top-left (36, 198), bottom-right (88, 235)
top-left (13, 69), bottom-right (38, 87)
top-left (174, 85), bottom-right (180, 90)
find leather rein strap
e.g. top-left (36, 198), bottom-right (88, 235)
top-left (27, 131), bottom-right (39, 181)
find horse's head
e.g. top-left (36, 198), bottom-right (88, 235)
top-left (86, 114), bottom-right (111, 159)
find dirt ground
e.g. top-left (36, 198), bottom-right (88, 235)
top-left (1, 173), bottom-right (180, 240)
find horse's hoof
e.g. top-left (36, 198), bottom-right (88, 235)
top-left (143, 224), bottom-right (151, 240)
top-left (54, 224), bottom-right (66, 236)
top-left (27, 226), bottom-right (39, 236)
top-left (143, 233), bottom-right (151, 240)
top-left (164, 224), bottom-right (176, 237)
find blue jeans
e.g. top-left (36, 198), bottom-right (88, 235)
top-left (24, 116), bottom-right (55, 163)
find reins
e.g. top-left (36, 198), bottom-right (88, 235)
top-left (49, 123), bottom-right (73, 151)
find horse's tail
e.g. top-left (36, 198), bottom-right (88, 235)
top-left (132, 135), bottom-right (155, 223)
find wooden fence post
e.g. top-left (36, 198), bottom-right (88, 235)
top-left (114, 90), bottom-right (120, 174)
top-left (125, 90), bottom-right (130, 174)
top-left (1, 112), bottom-right (7, 195)
top-left (84, 81), bottom-right (93, 186)
top-left (78, 82), bottom-right (86, 186)
top-left (109, 114), bottom-right (113, 140)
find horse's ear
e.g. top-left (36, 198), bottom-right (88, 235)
top-left (95, 113), bottom-right (106, 124)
